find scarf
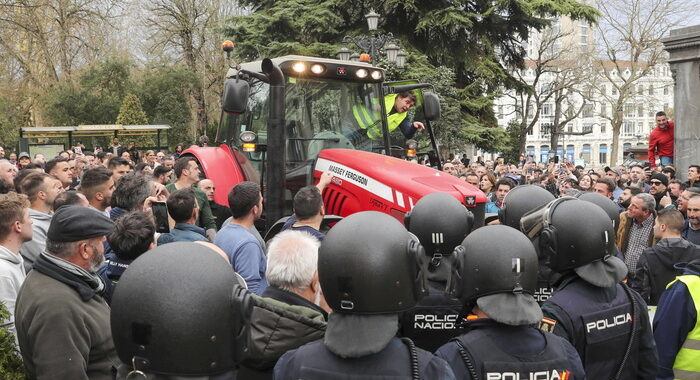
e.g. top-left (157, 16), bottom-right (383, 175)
top-left (33, 251), bottom-right (105, 302)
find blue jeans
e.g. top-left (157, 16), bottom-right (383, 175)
top-left (660, 156), bottom-right (673, 166)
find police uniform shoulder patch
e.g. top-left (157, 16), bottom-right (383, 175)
top-left (539, 317), bottom-right (557, 333)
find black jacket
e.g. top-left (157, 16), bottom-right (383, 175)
top-left (237, 286), bottom-right (327, 380)
top-left (631, 238), bottom-right (700, 306)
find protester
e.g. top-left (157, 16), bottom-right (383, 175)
top-left (0, 159), bottom-right (18, 193)
top-left (98, 210), bottom-right (155, 304)
top-left (485, 177), bottom-right (515, 213)
top-left (632, 209), bottom-right (700, 306)
top-left (604, 167), bottom-right (624, 201)
top-left (79, 167), bottom-right (115, 217)
top-left (14, 206), bottom-right (119, 379)
top-left (215, 181), bottom-right (267, 295)
top-left (479, 173), bottom-right (497, 202)
top-left (0, 192), bottom-right (32, 340)
top-left (649, 173), bottom-right (671, 210)
top-left (619, 186), bottom-right (642, 210)
top-left (53, 190), bottom-right (89, 209)
top-left (648, 111), bottom-right (674, 168)
top-left (166, 157), bottom-right (216, 239)
top-left (239, 230), bottom-right (328, 379)
top-left (684, 196), bottom-right (700, 245)
top-left (17, 152), bottom-right (31, 170)
top-left (45, 157), bottom-right (73, 190)
top-left (678, 187), bottom-right (700, 218)
top-left (197, 178), bottom-right (231, 230)
top-left (18, 172), bottom-right (64, 272)
top-left (617, 193), bottom-right (657, 278)
top-left (157, 188), bottom-right (208, 244)
top-left (153, 165), bottom-right (172, 186)
top-left (578, 173), bottom-right (595, 191)
top-left (107, 157), bottom-right (132, 182)
top-left (688, 165), bottom-right (700, 188)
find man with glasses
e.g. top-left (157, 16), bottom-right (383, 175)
top-left (649, 173), bottom-right (671, 211)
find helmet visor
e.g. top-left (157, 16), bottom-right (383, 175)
top-left (519, 202), bottom-right (550, 240)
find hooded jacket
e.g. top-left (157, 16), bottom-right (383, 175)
top-left (0, 245), bottom-right (25, 339)
top-left (632, 238), bottom-right (700, 306)
top-left (238, 292), bottom-right (326, 380)
top-left (19, 209), bottom-right (52, 272)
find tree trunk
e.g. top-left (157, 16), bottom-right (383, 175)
top-left (610, 119), bottom-right (621, 167)
top-left (550, 91), bottom-right (562, 157)
top-left (519, 122), bottom-right (528, 155)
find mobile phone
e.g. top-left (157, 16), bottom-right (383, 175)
top-left (74, 146), bottom-right (82, 154)
top-left (554, 155), bottom-right (559, 164)
top-left (151, 201), bottom-right (170, 233)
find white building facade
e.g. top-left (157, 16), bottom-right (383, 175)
top-left (492, 15), bottom-right (674, 168)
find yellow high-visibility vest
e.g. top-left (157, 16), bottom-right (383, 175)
top-left (668, 275), bottom-right (700, 379)
top-left (351, 94), bottom-right (408, 139)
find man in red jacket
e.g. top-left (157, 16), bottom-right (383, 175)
top-left (649, 111), bottom-right (674, 168)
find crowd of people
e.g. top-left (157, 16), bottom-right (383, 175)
top-left (0, 133), bottom-right (700, 380)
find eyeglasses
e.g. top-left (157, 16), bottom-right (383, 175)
top-left (650, 181), bottom-right (663, 186)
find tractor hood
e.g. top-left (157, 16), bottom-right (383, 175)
top-left (314, 149), bottom-right (487, 225)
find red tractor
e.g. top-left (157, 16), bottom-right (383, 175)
top-left (181, 53), bottom-right (486, 236)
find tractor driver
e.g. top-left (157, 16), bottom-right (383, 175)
top-left (351, 91), bottom-right (426, 141)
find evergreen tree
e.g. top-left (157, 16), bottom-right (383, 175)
top-left (222, 0), bottom-right (598, 153)
top-left (116, 93), bottom-right (149, 126)
top-left (0, 302), bottom-right (27, 379)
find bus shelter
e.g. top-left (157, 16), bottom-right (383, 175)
top-left (19, 124), bottom-right (171, 156)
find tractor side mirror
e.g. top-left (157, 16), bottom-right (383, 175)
top-left (423, 92), bottom-right (441, 121)
top-left (222, 79), bottom-right (249, 114)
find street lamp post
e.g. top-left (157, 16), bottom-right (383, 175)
top-left (336, 9), bottom-right (406, 68)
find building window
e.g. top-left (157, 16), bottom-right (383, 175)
top-left (624, 104), bottom-right (635, 117)
top-left (542, 104), bottom-right (552, 116)
top-left (623, 121), bottom-right (635, 136)
top-left (526, 145), bottom-right (535, 158)
top-left (540, 145), bottom-right (550, 163)
top-left (637, 85), bottom-right (644, 95)
top-left (623, 143), bottom-right (632, 153)
top-left (583, 103), bottom-right (594, 118)
top-left (567, 123), bottom-right (574, 133)
top-left (649, 121), bottom-right (654, 131)
top-left (648, 85), bottom-right (654, 95)
top-left (527, 127), bottom-right (534, 136)
top-left (498, 105), bottom-right (504, 119)
top-left (612, 86), bottom-right (618, 95)
top-left (566, 145), bottom-right (575, 162)
top-left (638, 105), bottom-right (644, 118)
top-left (582, 144), bottom-right (591, 163)
top-left (540, 123), bottom-right (551, 138)
top-left (601, 123), bottom-right (606, 134)
top-left (664, 86), bottom-right (669, 95)
top-left (599, 144), bottom-right (607, 165)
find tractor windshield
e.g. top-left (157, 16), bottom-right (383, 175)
top-left (225, 77), bottom-right (386, 174)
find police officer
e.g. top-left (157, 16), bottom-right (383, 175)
top-left (521, 198), bottom-right (658, 379)
top-left (110, 242), bottom-right (251, 379)
top-left (401, 193), bottom-right (474, 352)
top-left (435, 225), bottom-right (585, 380)
top-left (499, 184), bottom-right (556, 304)
top-left (274, 211), bottom-right (456, 379)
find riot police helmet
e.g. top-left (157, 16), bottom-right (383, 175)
top-left (498, 185), bottom-right (555, 229)
top-left (447, 225), bottom-right (542, 325)
top-left (320, 211), bottom-right (426, 314)
top-left (575, 191), bottom-right (621, 230)
top-left (319, 211), bottom-right (428, 357)
top-left (111, 242), bottom-right (251, 376)
top-left (405, 192), bottom-right (473, 269)
top-left (520, 198), bottom-right (627, 287)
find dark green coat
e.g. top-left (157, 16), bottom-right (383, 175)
top-left (15, 270), bottom-right (119, 380)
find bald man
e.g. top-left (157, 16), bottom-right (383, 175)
top-left (197, 179), bottom-right (231, 230)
